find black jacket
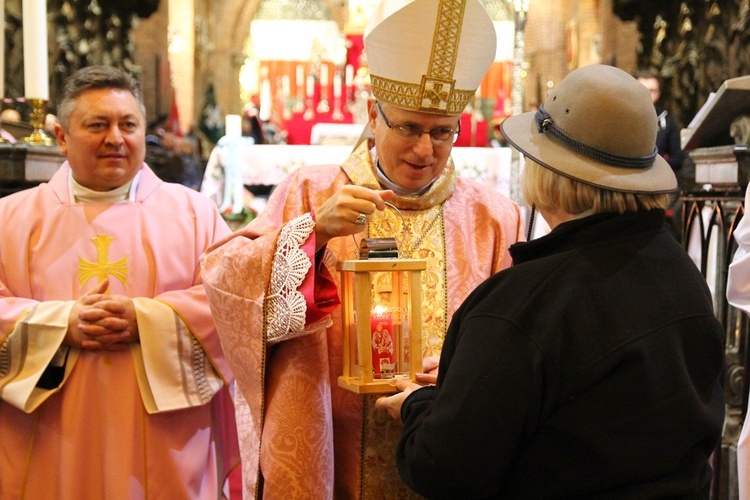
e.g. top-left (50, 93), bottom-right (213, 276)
top-left (398, 210), bottom-right (725, 499)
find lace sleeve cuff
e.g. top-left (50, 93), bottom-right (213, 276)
top-left (266, 213), bottom-right (316, 344)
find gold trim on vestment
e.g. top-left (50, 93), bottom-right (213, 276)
top-left (342, 140), bottom-right (450, 497)
top-left (361, 201), bottom-right (447, 499)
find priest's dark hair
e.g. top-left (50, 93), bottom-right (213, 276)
top-left (57, 66), bottom-right (145, 128)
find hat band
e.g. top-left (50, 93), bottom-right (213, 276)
top-left (370, 74), bottom-right (474, 114)
top-left (535, 104), bottom-right (658, 169)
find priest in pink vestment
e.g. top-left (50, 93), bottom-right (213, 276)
top-left (200, 1), bottom-right (524, 498)
top-left (0, 66), bottom-right (239, 499)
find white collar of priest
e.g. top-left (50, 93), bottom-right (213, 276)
top-left (68, 170), bottom-right (140, 204)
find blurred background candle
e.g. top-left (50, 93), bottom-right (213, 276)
top-left (333, 72), bottom-right (342, 98)
top-left (345, 64), bottom-right (354, 89)
top-left (224, 114), bottom-right (241, 138)
top-left (306, 74), bottom-right (314, 98)
top-left (281, 75), bottom-right (291, 119)
top-left (296, 64), bottom-right (304, 90)
top-left (332, 71), bottom-right (344, 121)
top-left (282, 75), bottom-right (290, 99)
top-left (294, 64), bottom-right (305, 112)
top-left (220, 114), bottom-right (243, 215)
top-left (259, 77), bottom-right (272, 122)
top-left (303, 74), bottom-right (315, 120)
top-left (22, 0), bottom-right (49, 100)
top-left (320, 64), bottom-right (328, 88)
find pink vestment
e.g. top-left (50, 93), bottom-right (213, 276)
top-left (0, 163), bottom-right (240, 499)
top-left (201, 142), bottom-right (524, 499)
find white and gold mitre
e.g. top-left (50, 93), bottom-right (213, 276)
top-left (364, 0), bottom-right (497, 115)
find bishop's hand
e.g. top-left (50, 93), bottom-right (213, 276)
top-left (313, 185), bottom-right (393, 251)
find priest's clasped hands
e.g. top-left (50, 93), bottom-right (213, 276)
top-left (66, 278), bottom-right (139, 350)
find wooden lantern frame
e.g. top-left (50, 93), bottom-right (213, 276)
top-left (337, 258), bottom-right (426, 394)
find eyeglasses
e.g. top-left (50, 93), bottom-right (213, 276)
top-left (376, 101), bottom-right (460, 145)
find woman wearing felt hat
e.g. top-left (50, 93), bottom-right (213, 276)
top-left (377, 64), bottom-right (725, 498)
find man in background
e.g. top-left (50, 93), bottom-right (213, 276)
top-left (638, 69), bottom-right (687, 240)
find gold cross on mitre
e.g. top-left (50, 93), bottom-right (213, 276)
top-left (420, 77), bottom-right (454, 112)
top-left (78, 234), bottom-right (128, 287)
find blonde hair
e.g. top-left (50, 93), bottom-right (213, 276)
top-left (521, 159), bottom-right (670, 215)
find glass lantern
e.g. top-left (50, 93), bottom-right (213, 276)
top-left (337, 238), bottom-right (426, 394)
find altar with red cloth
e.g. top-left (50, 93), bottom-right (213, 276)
top-left (284, 109), bottom-right (355, 145)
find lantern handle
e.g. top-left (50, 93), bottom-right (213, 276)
top-left (383, 201), bottom-right (406, 258)
top-left (350, 201), bottom-right (406, 259)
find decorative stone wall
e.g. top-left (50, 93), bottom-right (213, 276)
top-left (3, 0), bottom-right (165, 120)
top-left (613, 0), bottom-right (750, 130)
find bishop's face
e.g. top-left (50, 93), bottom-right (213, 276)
top-left (54, 88), bottom-right (146, 192)
top-left (368, 100), bottom-right (459, 192)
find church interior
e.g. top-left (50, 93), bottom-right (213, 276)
top-left (0, 0), bottom-right (748, 497)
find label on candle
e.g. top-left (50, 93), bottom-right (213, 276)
top-left (371, 309), bottom-right (395, 379)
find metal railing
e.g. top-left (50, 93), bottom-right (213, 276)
top-left (680, 192), bottom-right (748, 500)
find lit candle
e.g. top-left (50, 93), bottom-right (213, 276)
top-left (22, 0), bottom-right (49, 100)
top-left (225, 114), bottom-right (241, 138)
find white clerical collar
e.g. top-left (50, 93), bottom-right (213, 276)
top-left (375, 161), bottom-right (435, 197)
top-left (68, 170), bottom-right (141, 204)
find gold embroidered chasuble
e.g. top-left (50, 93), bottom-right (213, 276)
top-left (201, 140), bottom-right (523, 499)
